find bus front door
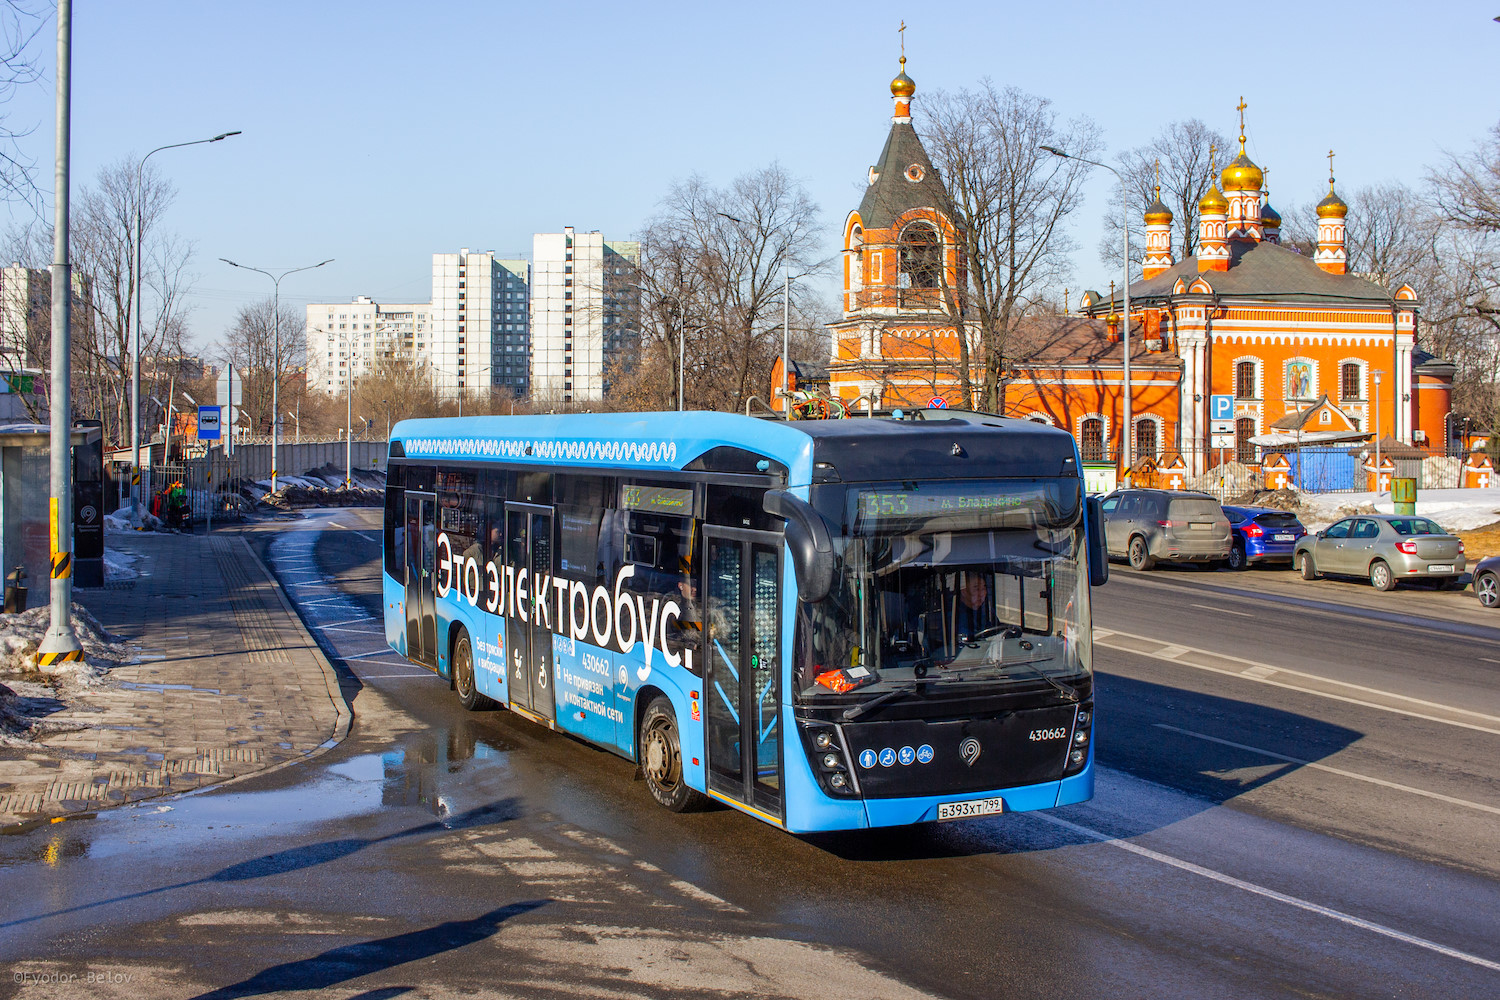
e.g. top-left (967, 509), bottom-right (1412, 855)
top-left (702, 528), bottom-right (783, 820)
top-left (404, 492), bottom-right (437, 667)
top-left (504, 504), bottom-right (556, 723)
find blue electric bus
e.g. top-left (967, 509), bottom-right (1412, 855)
top-left (381, 409), bottom-right (1107, 833)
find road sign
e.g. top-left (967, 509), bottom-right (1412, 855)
top-left (1210, 395), bottom-right (1234, 421)
top-left (928, 397), bottom-right (948, 409)
top-left (198, 405), bottom-right (221, 440)
top-left (216, 369), bottom-right (241, 426)
top-left (1211, 420), bottom-right (1235, 435)
top-left (1211, 433), bottom-right (1235, 449)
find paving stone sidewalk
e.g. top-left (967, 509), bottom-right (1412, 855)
top-left (0, 526), bottom-right (350, 828)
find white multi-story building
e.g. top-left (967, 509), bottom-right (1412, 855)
top-left (430, 250), bottom-right (530, 399)
top-left (305, 296), bottom-right (431, 394)
top-left (531, 228), bottom-right (639, 403)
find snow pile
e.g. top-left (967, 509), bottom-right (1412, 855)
top-left (104, 548), bottom-right (141, 581)
top-left (105, 504), bottom-right (163, 533)
top-left (1299, 487), bottom-right (1500, 532)
top-left (0, 603), bottom-right (133, 685)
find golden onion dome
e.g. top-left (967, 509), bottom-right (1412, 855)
top-left (1316, 187), bottom-right (1348, 218)
top-left (891, 56), bottom-right (915, 98)
top-left (1144, 188), bottom-right (1173, 226)
top-left (1199, 183), bottom-right (1228, 214)
top-left (1221, 150), bottom-right (1264, 192)
top-left (1260, 200), bottom-right (1282, 228)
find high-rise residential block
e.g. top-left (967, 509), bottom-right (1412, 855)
top-left (305, 296), bottom-right (431, 394)
top-left (430, 249), bottom-right (530, 400)
top-left (531, 228), bottom-right (639, 403)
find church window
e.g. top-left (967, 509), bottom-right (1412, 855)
top-left (1235, 361), bottom-right (1256, 399)
top-left (1235, 417), bottom-right (1257, 464)
top-left (871, 252), bottom-right (882, 283)
top-left (899, 223), bottom-right (941, 289)
top-left (1080, 417), bottom-right (1105, 462)
top-left (1134, 417), bottom-right (1159, 461)
top-left (1340, 363), bottom-right (1361, 401)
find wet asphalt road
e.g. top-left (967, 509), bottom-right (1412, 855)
top-left (1, 508), bottom-right (1497, 999)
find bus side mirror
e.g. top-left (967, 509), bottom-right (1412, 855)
top-left (763, 489), bottom-right (834, 603)
top-left (1087, 495), bottom-right (1109, 588)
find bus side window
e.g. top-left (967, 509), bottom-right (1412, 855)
top-left (384, 470), bottom-right (405, 580)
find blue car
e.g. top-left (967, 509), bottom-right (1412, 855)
top-left (1222, 505), bottom-right (1307, 570)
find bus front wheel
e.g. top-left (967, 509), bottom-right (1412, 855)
top-left (452, 629), bottom-right (494, 711)
top-left (640, 697), bottom-right (706, 813)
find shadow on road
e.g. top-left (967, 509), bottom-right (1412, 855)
top-left (187, 900), bottom-right (550, 1000)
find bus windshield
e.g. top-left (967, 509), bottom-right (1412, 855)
top-left (795, 478), bottom-right (1090, 702)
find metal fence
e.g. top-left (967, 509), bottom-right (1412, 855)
top-left (221, 440), bottom-right (387, 484)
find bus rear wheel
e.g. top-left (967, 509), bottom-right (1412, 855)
top-left (452, 629), bottom-right (494, 711)
top-left (640, 697), bottom-right (705, 813)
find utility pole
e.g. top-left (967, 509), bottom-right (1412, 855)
top-left (38, 0), bottom-right (82, 667)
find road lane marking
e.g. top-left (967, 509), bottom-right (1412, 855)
top-left (332, 522), bottom-right (379, 543)
top-left (313, 616), bottom-right (377, 629)
top-left (1034, 812), bottom-right (1500, 973)
top-left (1152, 723), bottom-right (1500, 817)
top-left (1093, 627), bottom-right (1500, 736)
top-left (1190, 603), bottom-right (1255, 618)
top-left (1483, 658), bottom-right (1500, 665)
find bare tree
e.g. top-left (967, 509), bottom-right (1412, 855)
top-left (218, 297), bottom-right (305, 436)
top-left (919, 81), bottom-right (1101, 412)
top-left (1431, 121), bottom-right (1500, 233)
top-left (1281, 182), bottom-right (1435, 288)
top-left (629, 164), bottom-right (826, 413)
top-left (0, 2), bottom-right (44, 210)
top-left (1098, 118), bottom-right (1230, 275)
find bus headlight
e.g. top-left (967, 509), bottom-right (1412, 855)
top-left (798, 722), bottom-right (858, 798)
top-left (1063, 700), bottom-right (1093, 776)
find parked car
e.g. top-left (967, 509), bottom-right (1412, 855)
top-left (1222, 505), bottom-right (1307, 570)
top-left (1099, 488), bottom-right (1232, 570)
top-left (1472, 555), bottom-right (1499, 609)
top-left (1293, 514), bottom-right (1466, 591)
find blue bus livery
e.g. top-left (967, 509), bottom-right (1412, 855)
top-left (381, 410), bottom-right (1107, 833)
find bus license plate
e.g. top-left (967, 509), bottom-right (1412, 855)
top-left (1428, 565), bottom-right (1453, 574)
top-left (937, 797), bottom-right (1005, 821)
top-left (1274, 533), bottom-right (1294, 541)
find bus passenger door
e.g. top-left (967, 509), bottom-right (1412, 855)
top-left (405, 492), bottom-right (436, 667)
top-left (702, 528), bottom-right (783, 820)
top-left (505, 503), bottom-right (556, 723)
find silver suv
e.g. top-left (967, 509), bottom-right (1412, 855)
top-left (1099, 489), bottom-right (1232, 570)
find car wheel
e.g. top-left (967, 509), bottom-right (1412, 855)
top-left (639, 697), bottom-right (706, 812)
top-left (1128, 536), bottom-right (1155, 571)
top-left (1298, 552), bottom-right (1318, 580)
top-left (1369, 560), bottom-right (1396, 592)
top-left (452, 629), bottom-right (493, 711)
top-left (1227, 543), bottom-right (1247, 571)
top-left (1477, 572), bottom-right (1500, 609)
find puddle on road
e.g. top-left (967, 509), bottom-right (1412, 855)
top-left (0, 721), bottom-right (520, 871)
top-left (117, 681), bottom-right (223, 696)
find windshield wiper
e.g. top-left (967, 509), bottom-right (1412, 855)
top-left (936, 655), bottom-right (1078, 702)
top-left (841, 683), bottom-right (920, 721)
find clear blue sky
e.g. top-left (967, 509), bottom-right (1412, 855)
top-left (4, 0), bottom-right (1497, 354)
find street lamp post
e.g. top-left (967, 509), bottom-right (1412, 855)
top-left (221, 257), bottom-right (332, 493)
top-left (286, 410), bottom-right (299, 445)
top-left (130, 130), bottom-right (239, 506)
top-left (1041, 145), bottom-right (1132, 479)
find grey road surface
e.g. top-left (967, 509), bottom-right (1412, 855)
top-left (1, 509), bottom-right (1496, 999)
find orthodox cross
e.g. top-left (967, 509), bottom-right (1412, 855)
top-left (899, 20), bottom-right (906, 58)
top-left (1209, 143), bottom-right (1217, 173)
top-left (1154, 158), bottom-right (1161, 196)
top-left (1327, 149), bottom-right (1336, 185)
top-left (1237, 97), bottom-right (1247, 139)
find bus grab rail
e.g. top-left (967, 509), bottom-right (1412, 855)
top-left (763, 489), bottom-right (834, 603)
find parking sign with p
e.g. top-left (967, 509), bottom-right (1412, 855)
top-left (1210, 395), bottom-right (1234, 422)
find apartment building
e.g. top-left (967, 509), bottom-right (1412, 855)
top-left (430, 250), bottom-right (530, 399)
top-left (305, 296), bottom-right (431, 394)
top-left (1, 264), bottom-right (90, 368)
top-left (531, 228), bottom-right (639, 402)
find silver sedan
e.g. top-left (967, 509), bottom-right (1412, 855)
top-left (1294, 514), bottom-right (1466, 591)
